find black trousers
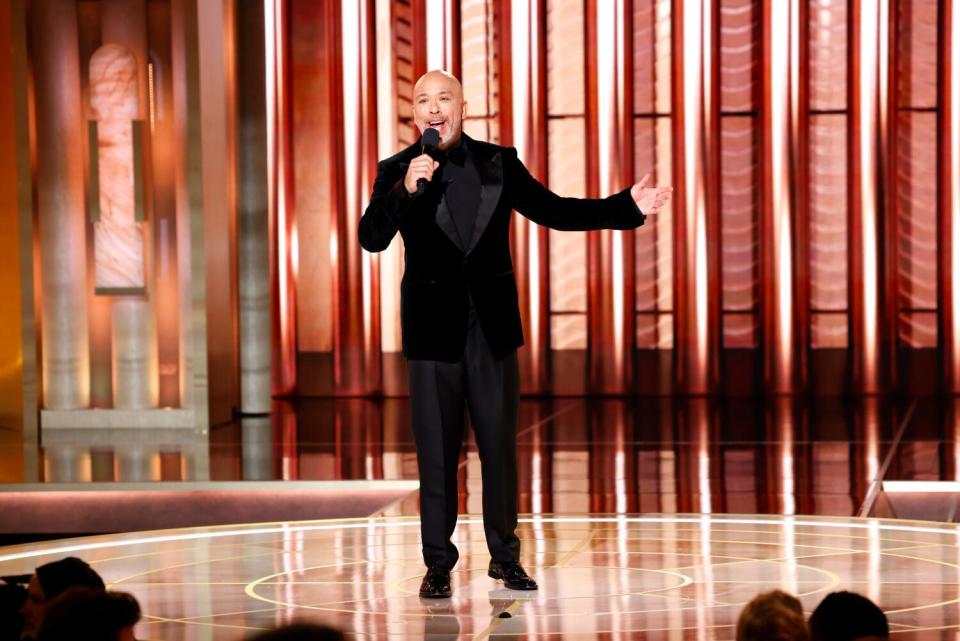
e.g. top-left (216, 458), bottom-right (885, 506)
top-left (407, 309), bottom-right (521, 570)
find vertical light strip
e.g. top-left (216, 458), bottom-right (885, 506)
top-left (445, 0), bottom-right (455, 70)
top-left (948, 0), bottom-right (960, 391)
top-left (597, 0), bottom-right (614, 194)
top-left (359, 0), bottom-right (376, 369)
top-left (265, 0), bottom-right (276, 270)
top-left (597, 0), bottom-right (626, 383)
top-left (767, 0), bottom-right (796, 391)
top-left (426, 0), bottom-right (445, 69)
top-left (856, 0), bottom-right (881, 392)
top-left (341, 0), bottom-right (366, 370)
top-left (510, 0), bottom-right (530, 160)
top-left (698, 2), bottom-right (712, 383)
top-left (526, 0), bottom-right (542, 379)
top-left (511, 0), bottom-right (545, 387)
top-left (680, 0), bottom-right (711, 392)
top-left (375, 0), bottom-right (401, 354)
top-left (265, 0), bottom-right (297, 393)
top-left (276, 0), bottom-right (297, 393)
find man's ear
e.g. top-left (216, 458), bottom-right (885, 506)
top-left (462, 100), bottom-right (468, 119)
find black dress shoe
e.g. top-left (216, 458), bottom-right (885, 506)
top-left (419, 565), bottom-right (452, 598)
top-left (488, 560), bottom-right (538, 590)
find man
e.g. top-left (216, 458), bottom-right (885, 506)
top-left (736, 590), bottom-right (809, 641)
top-left (359, 70), bottom-right (672, 598)
top-left (17, 557), bottom-right (105, 640)
top-left (36, 588), bottom-right (140, 641)
top-left (808, 591), bottom-right (889, 641)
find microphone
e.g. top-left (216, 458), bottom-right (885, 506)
top-left (416, 127), bottom-right (441, 195)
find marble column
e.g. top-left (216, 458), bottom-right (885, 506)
top-left (30, 0), bottom-right (90, 410)
top-left (241, 416), bottom-right (273, 480)
top-left (96, 1), bottom-right (159, 410)
top-left (171, 0), bottom-right (211, 434)
top-left (118, 446), bottom-right (155, 481)
top-left (45, 446), bottom-right (88, 483)
top-left (236, 0), bottom-right (271, 414)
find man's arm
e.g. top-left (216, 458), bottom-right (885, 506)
top-left (358, 160), bottom-right (413, 252)
top-left (506, 147), bottom-right (646, 231)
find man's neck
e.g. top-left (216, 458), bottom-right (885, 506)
top-left (438, 133), bottom-right (463, 151)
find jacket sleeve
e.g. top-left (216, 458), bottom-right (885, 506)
top-left (359, 160), bottom-right (415, 252)
top-left (506, 147), bottom-right (646, 231)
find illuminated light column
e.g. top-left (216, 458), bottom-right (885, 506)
top-left (850, 0), bottom-right (890, 394)
top-left (672, 0), bottom-right (720, 395)
top-left (426, 0), bottom-right (459, 73)
top-left (375, 0), bottom-right (403, 391)
top-left (31, 0), bottom-right (90, 410)
top-left (336, 0), bottom-right (381, 394)
top-left (588, 0), bottom-right (634, 394)
top-left (511, 0), bottom-right (550, 393)
top-left (266, 0), bottom-right (297, 399)
top-left (942, 0), bottom-right (960, 393)
top-left (760, 0), bottom-right (799, 393)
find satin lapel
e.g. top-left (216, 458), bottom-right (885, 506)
top-left (434, 187), bottom-right (465, 252)
top-left (466, 149), bottom-right (503, 254)
top-left (400, 156), bottom-right (464, 252)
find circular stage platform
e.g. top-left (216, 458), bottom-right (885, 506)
top-left (2, 514), bottom-right (959, 640)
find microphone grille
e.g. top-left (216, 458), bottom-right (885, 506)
top-left (422, 127), bottom-right (441, 148)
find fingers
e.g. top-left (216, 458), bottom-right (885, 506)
top-left (404, 155), bottom-right (440, 192)
top-left (636, 185), bottom-right (673, 215)
top-left (636, 173), bottom-right (650, 190)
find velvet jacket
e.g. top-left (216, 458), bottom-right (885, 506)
top-left (358, 134), bottom-right (647, 363)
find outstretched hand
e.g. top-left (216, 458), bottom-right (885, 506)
top-left (630, 173), bottom-right (673, 215)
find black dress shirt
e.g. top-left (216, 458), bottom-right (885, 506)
top-left (435, 138), bottom-right (482, 251)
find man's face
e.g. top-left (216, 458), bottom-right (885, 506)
top-left (19, 576), bottom-right (46, 640)
top-left (412, 72), bottom-right (467, 149)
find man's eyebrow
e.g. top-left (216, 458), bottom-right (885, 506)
top-left (415, 90), bottom-right (454, 98)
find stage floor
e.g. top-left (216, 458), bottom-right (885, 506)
top-left (2, 513), bottom-right (960, 640)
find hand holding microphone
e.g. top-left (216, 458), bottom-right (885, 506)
top-left (404, 127), bottom-right (441, 195)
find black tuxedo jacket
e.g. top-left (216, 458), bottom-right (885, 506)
top-left (358, 134), bottom-right (646, 363)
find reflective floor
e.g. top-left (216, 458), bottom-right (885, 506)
top-left (6, 397), bottom-right (960, 638)
top-left (4, 397), bottom-right (959, 520)
top-left (3, 514), bottom-right (960, 639)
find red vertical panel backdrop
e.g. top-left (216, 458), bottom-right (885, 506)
top-left (277, 0), bottom-right (954, 398)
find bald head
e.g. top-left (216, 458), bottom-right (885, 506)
top-left (414, 70), bottom-right (462, 97)
top-left (412, 70), bottom-right (467, 149)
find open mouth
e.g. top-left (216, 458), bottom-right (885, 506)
top-left (427, 120), bottom-right (446, 130)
